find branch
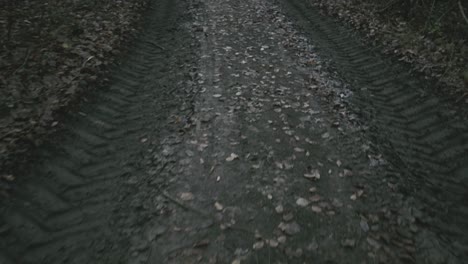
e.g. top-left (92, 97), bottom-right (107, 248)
top-left (459, 0), bottom-right (468, 26)
top-left (377, 0), bottom-right (401, 13)
top-left (11, 49), bottom-right (31, 76)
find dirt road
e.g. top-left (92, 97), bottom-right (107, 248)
top-left (1, 0), bottom-right (468, 263)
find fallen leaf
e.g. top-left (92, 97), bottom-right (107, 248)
top-left (307, 239), bottom-right (319, 251)
top-left (360, 219), bottom-right (369, 232)
top-left (357, 189), bottom-right (364, 197)
top-left (304, 169), bottom-right (320, 180)
top-left (366, 237), bottom-right (381, 249)
top-left (193, 239), bottom-right (210, 248)
top-left (311, 205), bottom-right (322, 213)
top-left (310, 194), bottom-right (321, 202)
top-left (343, 169), bottom-right (353, 177)
top-left (283, 213), bottom-right (294, 222)
top-left (198, 143), bottom-right (209, 151)
top-left (296, 197), bottom-right (310, 207)
top-left (180, 192), bottom-right (194, 201)
top-left (275, 205), bottom-right (284, 214)
top-left (294, 147), bottom-right (305, 152)
top-left (253, 241), bottom-right (264, 250)
top-left (278, 235), bottom-right (287, 243)
top-left (332, 198), bottom-right (343, 207)
top-left (268, 239), bottom-right (279, 248)
top-left (213, 94), bottom-right (222, 98)
top-left (1, 175), bottom-right (15, 182)
top-left (275, 161), bottom-right (284, 169)
top-left (283, 222), bottom-right (301, 235)
top-left (341, 239), bottom-right (356, 248)
top-left (226, 153), bottom-right (239, 162)
top-left (214, 202), bottom-right (224, 211)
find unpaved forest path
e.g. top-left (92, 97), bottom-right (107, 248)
top-left (1, 0), bottom-right (468, 263)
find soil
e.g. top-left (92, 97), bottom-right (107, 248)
top-left (1, 0), bottom-right (468, 263)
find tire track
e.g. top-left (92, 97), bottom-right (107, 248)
top-left (281, 0), bottom-right (468, 259)
top-left (0, 0), bottom-right (183, 262)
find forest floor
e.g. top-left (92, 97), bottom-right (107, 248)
top-left (0, 0), bottom-right (148, 173)
top-left (1, 0), bottom-right (468, 263)
top-left (308, 0), bottom-right (468, 99)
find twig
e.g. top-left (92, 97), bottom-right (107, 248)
top-left (377, 0), bottom-right (401, 13)
top-left (459, 0), bottom-right (468, 26)
top-left (424, 0), bottom-right (436, 32)
top-left (209, 162), bottom-right (218, 175)
top-left (82, 55), bottom-right (95, 68)
top-left (225, 225), bottom-right (255, 235)
top-left (146, 41), bottom-right (166, 50)
top-left (11, 49), bottom-right (30, 76)
top-left (161, 190), bottom-right (210, 218)
top-left (434, 2), bottom-right (457, 25)
top-left (441, 46), bottom-right (456, 78)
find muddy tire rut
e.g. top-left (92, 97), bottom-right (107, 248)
top-left (281, 0), bottom-right (468, 259)
top-left (0, 0), bottom-right (193, 262)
